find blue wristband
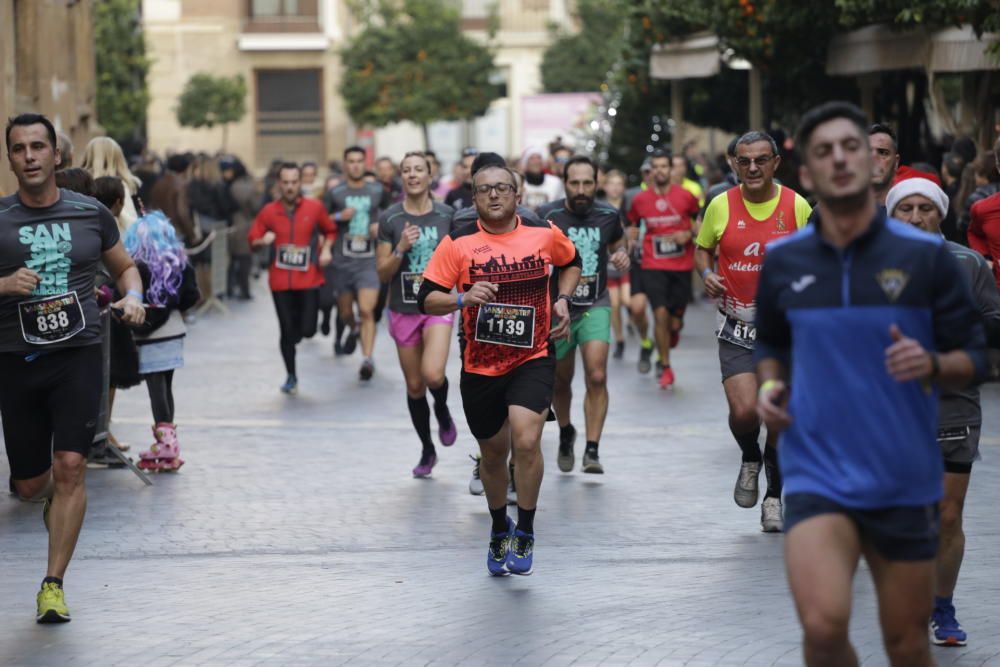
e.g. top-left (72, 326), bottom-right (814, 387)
top-left (701, 267), bottom-right (712, 280)
top-left (126, 289), bottom-right (143, 300)
top-left (456, 293), bottom-right (465, 309)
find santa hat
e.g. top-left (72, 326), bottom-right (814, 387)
top-left (886, 177), bottom-right (949, 219)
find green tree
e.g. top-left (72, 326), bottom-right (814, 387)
top-left (94, 0), bottom-right (150, 145)
top-left (340, 0), bottom-right (501, 149)
top-left (540, 0), bottom-right (626, 93)
top-left (175, 74), bottom-right (248, 150)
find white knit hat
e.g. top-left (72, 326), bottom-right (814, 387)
top-left (886, 177), bottom-right (950, 219)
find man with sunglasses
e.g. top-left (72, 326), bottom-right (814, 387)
top-left (695, 131), bottom-right (812, 532)
top-left (418, 164), bottom-right (581, 576)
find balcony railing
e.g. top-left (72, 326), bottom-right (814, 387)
top-left (459, 0), bottom-right (557, 33)
top-left (244, 0), bottom-right (320, 33)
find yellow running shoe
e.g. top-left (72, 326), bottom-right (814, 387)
top-left (36, 582), bottom-right (71, 623)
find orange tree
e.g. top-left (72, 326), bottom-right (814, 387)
top-left (339, 0), bottom-right (501, 150)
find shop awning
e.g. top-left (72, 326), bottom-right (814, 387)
top-left (649, 33), bottom-right (721, 80)
top-left (826, 24), bottom-right (998, 76)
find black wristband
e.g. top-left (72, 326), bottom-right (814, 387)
top-left (929, 351), bottom-right (940, 379)
top-left (557, 294), bottom-right (571, 304)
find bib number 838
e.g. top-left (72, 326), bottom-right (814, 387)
top-left (36, 311), bottom-right (70, 333)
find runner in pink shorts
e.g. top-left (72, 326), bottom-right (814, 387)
top-left (376, 151), bottom-right (459, 478)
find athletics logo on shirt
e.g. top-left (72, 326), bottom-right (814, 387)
top-left (655, 199), bottom-right (668, 212)
top-left (876, 269), bottom-right (909, 303)
top-left (776, 211), bottom-right (786, 232)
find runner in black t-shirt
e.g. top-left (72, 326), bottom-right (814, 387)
top-left (538, 156), bottom-right (629, 475)
top-left (1, 114), bottom-right (145, 623)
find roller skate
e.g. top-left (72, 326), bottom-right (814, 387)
top-left (138, 423), bottom-right (185, 473)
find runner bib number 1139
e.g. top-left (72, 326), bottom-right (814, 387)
top-left (19, 291), bottom-right (86, 345)
top-left (475, 303), bottom-right (535, 348)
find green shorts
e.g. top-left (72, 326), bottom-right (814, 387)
top-left (554, 307), bottom-right (612, 360)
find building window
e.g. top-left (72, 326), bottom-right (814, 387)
top-left (245, 0), bottom-right (319, 32)
top-left (255, 69), bottom-right (325, 167)
top-left (251, 0), bottom-right (299, 17)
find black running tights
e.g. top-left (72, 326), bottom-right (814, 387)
top-left (272, 288), bottom-right (319, 377)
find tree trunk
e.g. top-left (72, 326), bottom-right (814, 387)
top-left (222, 123), bottom-right (229, 152)
top-left (421, 122), bottom-right (431, 151)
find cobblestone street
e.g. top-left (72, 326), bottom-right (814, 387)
top-left (3, 283), bottom-right (999, 666)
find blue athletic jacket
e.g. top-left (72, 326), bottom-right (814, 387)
top-left (754, 211), bottom-right (987, 508)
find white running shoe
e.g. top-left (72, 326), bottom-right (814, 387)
top-left (468, 454), bottom-right (484, 496)
top-left (734, 461), bottom-right (761, 508)
top-left (761, 497), bottom-right (783, 532)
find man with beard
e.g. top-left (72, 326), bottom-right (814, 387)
top-left (539, 156), bottom-right (629, 474)
top-left (869, 123), bottom-right (900, 209)
top-left (626, 150), bottom-right (700, 389)
top-left (418, 164), bottom-right (581, 576)
top-left (249, 163), bottom-right (336, 394)
top-left (756, 101), bottom-right (986, 666)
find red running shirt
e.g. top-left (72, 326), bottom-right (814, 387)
top-left (716, 186), bottom-right (800, 322)
top-left (969, 191), bottom-right (1000, 289)
top-left (248, 197), bottom-right (337, 292)
top-left (627, 185), bottom-right (701, 271)
top-left (422, 217), bottom-right (578, 376)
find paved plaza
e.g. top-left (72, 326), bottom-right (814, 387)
top-left (2, 284), bottom-right (999, 667)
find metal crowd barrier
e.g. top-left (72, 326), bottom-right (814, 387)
top-left (90, 308), bottom-right (152, 486)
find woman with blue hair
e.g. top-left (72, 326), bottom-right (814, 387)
top-left (124, 211), bottom-right (200, 471)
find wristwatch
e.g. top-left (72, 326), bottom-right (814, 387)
top-left (392, 248), bottom-right (404, 259)
top-left (556, 294), bottom-right (572, 304)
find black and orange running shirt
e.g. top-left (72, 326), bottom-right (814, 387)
top-left (421, 217), bottom-right (580, 377)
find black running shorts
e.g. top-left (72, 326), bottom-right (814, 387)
top-left (640, 269), bottom-right (691, 314)
top-left (784, 492), bottom-right (940, 561)
top-left (0, 344), bottom-right (103, 479)
top-left (460, 357), bottom-right (555, 440)
top-left (629, 263), bottom-right (645, 296)
top-left (939, 424), bottom-right (980, 474)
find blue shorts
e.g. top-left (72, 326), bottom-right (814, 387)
top-left (784, 493), bottom-right (940, 561)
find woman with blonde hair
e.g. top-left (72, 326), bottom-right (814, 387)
top-left (81, 136), bottom-right (142, 230)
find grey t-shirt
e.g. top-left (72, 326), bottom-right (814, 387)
top-left (377, 201), bottom-right (454, 314)
top-left (324, 182), bottom-right (383, 268)
top-left (940, 240), bottom-right (1000, 427)
top-left (0, 189), bottom-right (120, 353)
top-left (540, 199), bottom-right (625, 312)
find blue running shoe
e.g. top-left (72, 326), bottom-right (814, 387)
top-left (507, 529), bottom-right (534, 575)
top-left (487, 517), bottom-right (513, 576)
top-left (280, 376), bottom-right (298, 395)
top-left (930, 602), bottom-right (967, 646)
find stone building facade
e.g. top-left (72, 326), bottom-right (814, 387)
top-left (0, 0), bottom-right (99, 194)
